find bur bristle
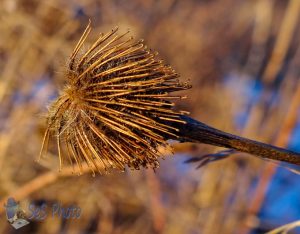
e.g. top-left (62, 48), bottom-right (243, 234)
top-left (39, 21), bottom-right (190, 174)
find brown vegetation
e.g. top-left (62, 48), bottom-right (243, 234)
top-left (0, 0), bottom-right (300, 233)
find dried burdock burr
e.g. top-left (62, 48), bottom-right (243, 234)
top-left (39, 21), bottom-right (300, 175)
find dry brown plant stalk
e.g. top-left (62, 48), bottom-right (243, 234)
top-left (39, 21), bottom-right (300, 175)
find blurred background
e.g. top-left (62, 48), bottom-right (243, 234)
top-left (1, 0), bottom-right (300, 233)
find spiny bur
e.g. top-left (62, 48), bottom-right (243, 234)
top-left (40, 22), bottom-right (300, 176)
top-left (39, 21), bottom-right (191, 175)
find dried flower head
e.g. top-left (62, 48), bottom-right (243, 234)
top-left (39, 21), bottom-right (190, 175)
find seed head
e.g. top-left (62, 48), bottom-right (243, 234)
top-left (39, 21), bottom-right (190, 175)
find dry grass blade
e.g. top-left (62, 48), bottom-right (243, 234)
top-left (266, 220), bottom-right (300, 234)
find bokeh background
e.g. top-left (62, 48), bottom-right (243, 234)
top-left (1, 0), bottom-right (300, 233)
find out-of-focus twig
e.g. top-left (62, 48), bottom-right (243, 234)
top-left (266, 220), bottom-right (300, 234)
top-left (0, 164), bottom-right (92, 216)
top-left (243, 78), bottom-right (300, 233)
top-left (146, 169), bottom-right (166, 233)
top-left (262, 0), bottom-right (300, 84)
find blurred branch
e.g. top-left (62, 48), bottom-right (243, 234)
top-left (267, 220), bottom-right (300, 234)
top-left (262, 0), bottom-right (300, 84)
top-left (146, 169), bottom-right (166, 233)
top-left (0, 164), bottom-right (92, 216)
top-left (243, 78), bottom-right (300, 233)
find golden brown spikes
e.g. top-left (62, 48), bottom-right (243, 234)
top-left (70, 20), bottom-right (92, 70)
top-left (39, 22), bottom-right (190, 173)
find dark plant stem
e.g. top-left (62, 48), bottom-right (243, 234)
top-left (172, 115), bottom-right (300, 165)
